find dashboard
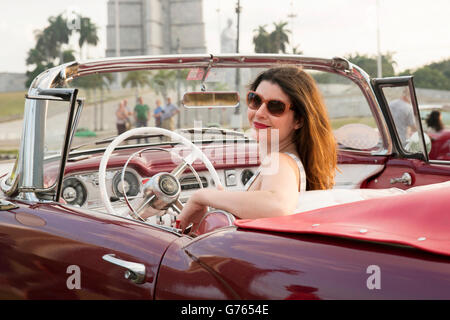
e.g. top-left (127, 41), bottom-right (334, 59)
top-left (61, 166), bottom-right (258, 212)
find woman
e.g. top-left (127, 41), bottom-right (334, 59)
top-left (426, 110), bottom-right (444, 134)
top-left (177, 66), bottom-right (338, 231)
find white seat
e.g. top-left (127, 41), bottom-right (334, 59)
top-left (295, 188), bottom-right (406, 213)
top-left (295, 180), bottom-right (450, 213)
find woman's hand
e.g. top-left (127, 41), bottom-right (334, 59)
top-left (177, 189), bottom-right (208, 233)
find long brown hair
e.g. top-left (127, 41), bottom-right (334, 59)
top-left (250, 66), bottom-right (337, 190)
top-left (426, 110), bottom-right (444, 132)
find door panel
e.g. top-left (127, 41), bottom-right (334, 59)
top-left (336, 151), bottom-right (388, 189)
top-left (0, 201), bottom-right (177, 299)
top-left (365, 158), bottom-right (450, 189)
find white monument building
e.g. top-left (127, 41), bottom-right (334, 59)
top-left (106, 0), bottom-right (206, 57)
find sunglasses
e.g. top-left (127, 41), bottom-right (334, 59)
top-left (246, 91), bottom-right (291, 116)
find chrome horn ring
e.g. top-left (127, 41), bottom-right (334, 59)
top-left (99, 127), bottom-right (222, 220)
top-left (120, 147), bottom-right (205, 222)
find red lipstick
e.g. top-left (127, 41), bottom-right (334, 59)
top-left (253, 121), bottom-right (270, 129)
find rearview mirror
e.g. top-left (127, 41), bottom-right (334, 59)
top-left (182, 92), bottom-right (240, 108)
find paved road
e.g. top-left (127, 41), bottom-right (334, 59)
top-left (0, 160), bottom-right (14, 177)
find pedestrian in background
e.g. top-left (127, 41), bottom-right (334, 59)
top-left (115, 100), bottom-right (132, 135)
top-left (161, 97), bottom-right (180, 131)
top-left (154, 99), bottom-right (163, 128)
top-left (134, 96), bottom-right (150, 143)
top-left (388, 90), bottom-right (416, 146)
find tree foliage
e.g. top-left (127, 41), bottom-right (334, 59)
top-left (25, 12), bottom-right (99, 87)
top-left (73, 73), bottom-right (113, 92)
top-left (253, 21), bottom-right (292, 53)
top-left (270, 21), bottom-right (291, 53)
top-left (149, 70), bottom-right (177, 100)
top-left (400, 61), bottom-right (450, 90)
top-left (78, 16), bottom-right (99, 60)
top-left (121, 71), bottom-right (153, 98)
top-left (345, 52), bottom-right (397, 78)
top-left (253, 25), bottom-right (270, 53)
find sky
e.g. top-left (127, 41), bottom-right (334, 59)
top-left (0, 0), bottom-right (449, 74)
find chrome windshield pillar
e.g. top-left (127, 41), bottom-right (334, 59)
top-left (5, 63), bottom-right (76, 199)
top-left (20, 94), bottom-right (46, 189)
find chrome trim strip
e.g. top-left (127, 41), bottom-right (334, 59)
top-left (428, 160), bottom-right (450, 166)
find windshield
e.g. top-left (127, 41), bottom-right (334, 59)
top-left (67, 66), bottom-right (382, 154)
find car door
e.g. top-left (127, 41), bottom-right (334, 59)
top-left (0, 200), bottom-right (178, 299)
top-left (367, 77), bottom-right (450, 189)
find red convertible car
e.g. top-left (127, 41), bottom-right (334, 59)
top-left (0, 54), bottom-right (449, 300)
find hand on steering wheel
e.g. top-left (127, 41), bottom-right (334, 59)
top-left (99, 127), bottom-right (223, 223)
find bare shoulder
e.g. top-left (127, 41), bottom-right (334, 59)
top-left (258, 152), bottom-right (301, 194)
top-left (260, 152), bottom-right (300, 176)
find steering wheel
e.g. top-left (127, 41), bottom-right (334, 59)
top-left (99, 127), bottom-right (223, 221)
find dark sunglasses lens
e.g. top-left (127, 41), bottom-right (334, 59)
top-left (248, 92), bottom-right (262, 109)
top-left (267, 101), bottom-right (286, 115)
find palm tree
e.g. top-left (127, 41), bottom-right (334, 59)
top-left (78, 16), bottom-right (99, 60)
top-left (62, 49), bottom-right (76, 63)
top-left (253, 22), bottom-right (291, 53)
top-left (292, 45), bottom-right (303, 55)
top-left (25, 15), bottom-right (71, 87)
top-left (25, 12), bottom-right (99, 86)
top-left (45, 14), bottom-right (73, 63)
top-left (73, 73), bottom-right (114, 131)
top-left (121, 71), bottom-right (152, 98)
top-left (26, 48), bottom-right (47, 67)
top-left (150, 70), bottom-right (177, 101)
top-left (92, 73), bottom-right (114, 131)
top-left (28, 14), bottom-right (72, 67)
top-left (270, 21), bottom-right (291, 53)
top-left (253, 25), bottom-right (270, 53)
top-left (177, 69), bottom-right (199, 92)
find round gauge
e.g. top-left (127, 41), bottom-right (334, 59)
top-left (112, 171), bottom-right (140, 198)
top-left (241, 169), bottom-right (254, 186)
top-left (62, 177), bottom-right (87, 207)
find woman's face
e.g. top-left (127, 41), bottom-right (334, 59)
top-left (247, 80), bottom-right (301, 150)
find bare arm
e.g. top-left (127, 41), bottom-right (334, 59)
top-left (116, 108), bottom-right (126, 120)
top-left (177, 153), bottom-right (301, 230)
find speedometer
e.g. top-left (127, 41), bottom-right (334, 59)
top-left (112, 171), bottom-right (140, 198)
top-left (62, 177), bottom-right (87, 206)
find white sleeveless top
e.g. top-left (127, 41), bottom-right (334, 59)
top-left (244, 152), bottom-right (306, 194)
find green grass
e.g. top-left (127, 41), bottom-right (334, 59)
top-left (0, 91), bottom-right (26, 120)
top-left (0, 149), bottom-right (18, 154)
top-left (0, 88), bottom-right (132, 122)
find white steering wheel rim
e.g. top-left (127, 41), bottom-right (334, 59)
top-left (99, 127), bottom-right (222, 216)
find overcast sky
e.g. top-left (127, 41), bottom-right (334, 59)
top-left (0, 0), bottom-right (449, 73)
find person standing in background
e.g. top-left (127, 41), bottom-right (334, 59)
top-left (389, 90), bottom-right (416, 146)
top-left (134, 96), bottom-right (150, 143)
top-left (115, 100), bottom-right (131, 135)
top-left (154, 99), bottom-right (163, 128)
top-left (161, 97), bottom-right (180, 131)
